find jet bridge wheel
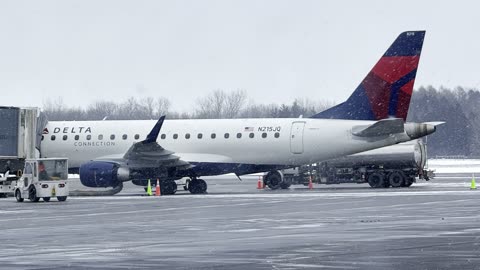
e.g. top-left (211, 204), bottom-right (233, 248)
top-left (367, 172), bottom-right (386, 188)
top-left (188, 179), bottom-right (207, 194)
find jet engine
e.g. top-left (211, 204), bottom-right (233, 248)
top-left (79, 161), bottom-right (130, 188)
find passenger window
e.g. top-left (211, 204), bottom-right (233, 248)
top-left (41, 135), bottom-right (44, 141)
top-left (274, 132), bottom-right (280, 138)
top-left (110, 134), bottom-right (115, 140)
top-left (134, 134), bottom-right (140, 140)
top-left (249, 133), bottom-right (254, 138)
top-left (63, 135), bottom-right (68, 141)
top-left (51, 135), bottom-right (56, 141)
top-left (185, 133), bottom-right (191, 139)
top-left (86, 135), bottom-right (92, 140)
top-left (224, 133), bottom-right (229, 139)
top-left (122, 134), bottom-right (128, 140)
top-left (236, 133), bottom-right (242, 139)
top-left (211, 133), bottom-right (216, 139)
top-left (173, 134), bottom-right (178, 139)
top-left (161, 134), bottom-right (166, 140)
top-left (98, 134), bottom-right (103, 140)
top-left (74, 135), bottom-right (80, 141)
top-left (262, 133), bottom-right (267, 138)
top-left (198, 133), bottom-right (203, 139)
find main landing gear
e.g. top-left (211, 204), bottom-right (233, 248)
top-left (186, 178), bottom-right (208, 194)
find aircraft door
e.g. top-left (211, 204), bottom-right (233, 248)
top-left (290, 122), bottom-right (306, 154)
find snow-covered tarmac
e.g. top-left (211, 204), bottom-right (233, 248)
top-left (1, 167), bottom-right (480, 269)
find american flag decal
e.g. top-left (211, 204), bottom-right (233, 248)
top-left (244, 127), bottom-right (254, 132)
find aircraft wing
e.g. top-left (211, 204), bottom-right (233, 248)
top-left (121, 116), bottom-right (190, 169)
top-left (91, 116), bottom-right (190, 170)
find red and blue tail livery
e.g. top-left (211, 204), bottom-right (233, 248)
top-left (312, 31), bottom-right (426, 121)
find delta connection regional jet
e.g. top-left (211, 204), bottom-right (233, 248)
top-left (40, 31), bottom-right (438, 195)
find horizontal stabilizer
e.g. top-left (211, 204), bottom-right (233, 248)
top-left (352, 118), bottom-right (404, 137)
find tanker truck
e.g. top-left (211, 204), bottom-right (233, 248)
top-left (266, 139), bottom-right (431, 189)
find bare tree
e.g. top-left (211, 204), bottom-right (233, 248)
top-left (224, 89), bottom-right (247, 118)
top-left (155, 97), bottom-right (171, 117)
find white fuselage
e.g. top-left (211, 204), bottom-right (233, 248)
top-left (41, 118), bottom-right (410, 173)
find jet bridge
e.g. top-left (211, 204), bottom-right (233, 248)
top-left (0, 107), bottom-right (46, 196)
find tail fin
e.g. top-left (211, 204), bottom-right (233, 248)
top-left (312, 31), bottom-right (425, 121)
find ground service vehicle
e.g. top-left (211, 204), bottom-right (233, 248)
top-left (14, 158), bottom-right (69, 202)
top-left (265, 140), bottom-right (432, 189)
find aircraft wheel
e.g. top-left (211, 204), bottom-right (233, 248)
top-left (161, 180), bottom-right (178, 195)
top-left (189, 179), bottom-right (207, 194)
top-left (57, 196), bottom-right (67, 202)
top-left (367, 172), bottom-right (385, 188)
top-left (43, 197), bottom-right (51, 202)
top-left (265, 171), bottom-right (282, 190)
top-left (388, 171), bottom-right (405, 188)
top-left (15, 190), bottom-right (24, 202)
top-left (28, 186), bottom-right (40, 202)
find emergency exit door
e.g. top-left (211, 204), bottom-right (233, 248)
top-left (290, 122), bottom-right (306, 154)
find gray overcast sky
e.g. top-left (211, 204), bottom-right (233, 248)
top-left (0, 0), bottom-right (478, 112)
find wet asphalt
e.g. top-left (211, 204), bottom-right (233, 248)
top-left (1, 174), bottom-right (480, 269)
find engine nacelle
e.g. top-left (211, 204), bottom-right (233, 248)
top-left (79, 161), bottom-right (130, 188)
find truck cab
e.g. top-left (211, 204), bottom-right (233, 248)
top-left (14, 158), bottom-right (69, 202)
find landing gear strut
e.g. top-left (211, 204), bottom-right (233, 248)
top-left (188, 178), bottom-right (207, 194)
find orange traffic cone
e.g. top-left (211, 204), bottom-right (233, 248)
top-left (257, 176), bottom-right (264, 189)
top-left (308, 176), bottom-right (313, 190)
top-left (155, 179), bottom-right (161, 196)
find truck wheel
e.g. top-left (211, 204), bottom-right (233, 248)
top-left (28, 186), bottom-right (40, 202)
top-left (43, 197), bottom-right (51, 202)
top-left (367, 172), bottom-right (385, 188)
top-left (403, 178), bottom-right (414, 187)
top-left (57, 196), bottom-right (67, 202)
top-left (388, 171), bottom-right (405, 188)
top-left (15, 190), bottom-right (24, 202)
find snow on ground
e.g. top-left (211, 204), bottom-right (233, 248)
top-left (428, 159), bottom-right (480, 174)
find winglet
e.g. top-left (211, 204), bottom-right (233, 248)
top-left (143, 116), bottom-right (166, 144)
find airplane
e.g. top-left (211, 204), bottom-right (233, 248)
top-left (40, 30), bottom-right (436, 195)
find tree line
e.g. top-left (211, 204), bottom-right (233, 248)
top-left (43, 86), bottom-right (479, 157)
